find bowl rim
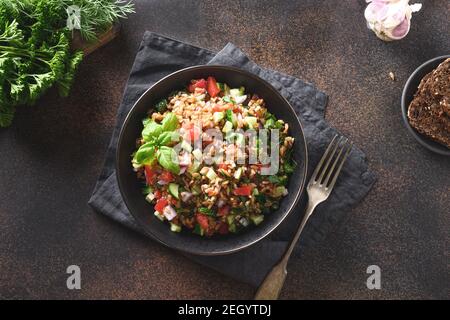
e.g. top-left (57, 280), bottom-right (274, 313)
top-left (115, 65), bottom-right (308, 255)
top-left (401, 55), bottom-right (450, 156)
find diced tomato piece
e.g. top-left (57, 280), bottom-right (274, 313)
top-left (160, 171), bottom-right (174, 183)
top-left (144, 165), bottom-right (156, 185)
top-left (154, 198), bottom-right (168, 213)
top-left (207, 76), bottom-right (220, 97)
top-left (182, 122), bottom-right (201, 141)
top-left (255, 163), bottom-right (270, 172)
top-left (170, 198), bottom-right (178, 206)
top-left (188, 78), bottom-right (206, 92)
top-left (218, 222), bottom-right (229, 234)
top-left (212, 104), bottom-right (224, 112)
top-left (218, 205), bottom-right (230, 217)
top-left (212, 103), bottom-right (231, 112)
top-left (233, 185), bottom-right (253, 196)
top-left (182, 122), bottom-right (193, 129)
top-left (154, 190), bottom-right (162, 199)
top-left (196, 213), bottom-right (209, 230)
top-left (218, 163), bottom-right (229, 170)
top-left (190, 127), bottom-right (201, 141)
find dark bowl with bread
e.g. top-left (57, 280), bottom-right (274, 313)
top-left (401, 55), bottom-right (450, 156)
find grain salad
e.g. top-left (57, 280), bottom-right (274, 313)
top-left (131, 76), bottom-right (296, 236)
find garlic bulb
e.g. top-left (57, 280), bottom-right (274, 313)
top-left (365, 0), bottom-right (422, 41)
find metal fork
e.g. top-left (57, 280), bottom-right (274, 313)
top-left (254, 135), bottom-right (353, 300)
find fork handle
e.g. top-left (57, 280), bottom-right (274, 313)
top-left (254, 201), bottom-right (317, 300)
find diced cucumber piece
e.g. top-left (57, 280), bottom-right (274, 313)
top-left (234, 95), bottom-right (247, 104)
top-left (231, 113), bottom-right (238, 128)
top-left (170, 223), bottom-right (182, 232)
top-left (272, 186), bottom-right (287, 197)
top-left (228, 223), bottom-right (237, 233)
top-left (222, 121), bottom-right (233, 133)
top-left (226, 215), bottom-right (235, 225)
top-left (223, 96), bottom-right (233, 103)
top-left (191, 185), bottom-right (201, 195)
top-left (188, 160), bottom-right (201, 173)
top-left (230, 88), bottom-right (241, 98)
top-left (181, 140), bottom-right (192, 153)
top-left (192, 148), bottom-right (203, 161)
top-left (244, 116), bottom-right (258, 128)
top-left (223, 84), bottom-right (231, 96)
top-left (213, 111), bottom-right (225, 124)
top-left (239, 217), bottom-right (249, 227)
top-left (250, 215), bottom-right (264, 226)
top-left (154, 211), bottom-right (164, 221)
top-left (206, 168), bottom-right (218, 181)
top-left (145, 192), bottom-right (155, 202)
top-left (168, 183), bottom-right (179, 199)
top-left (234, 167), bottom-right (242, 179)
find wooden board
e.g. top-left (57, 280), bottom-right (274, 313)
top-left (70, 22), bottom-right (121, 56)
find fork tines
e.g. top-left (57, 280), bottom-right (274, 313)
top-left (311, 134), bottom-right (353, 189)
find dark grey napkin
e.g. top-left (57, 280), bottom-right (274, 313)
top-left (88, 32), bottom-right (376, 287)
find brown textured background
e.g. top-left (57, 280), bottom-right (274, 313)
top-left (0, 0), bottom-right (449, 299)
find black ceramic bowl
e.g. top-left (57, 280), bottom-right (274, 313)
top-left (116, 65), bottom-right (308, 255)
top-left (401, 55), bottom-right (450, 156)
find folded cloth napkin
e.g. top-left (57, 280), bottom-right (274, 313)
top-left (88, 32), bottom-right (376, 287)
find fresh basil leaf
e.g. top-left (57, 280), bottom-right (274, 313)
top-left (134, 142), bottom-right (156, 164)
top-left (142, 120), bottom-right (162, 141)
top-left (161, 112), bottom-right (178, 132)
top-left (157, 131), bottom-right (180, 146)
top-left (157, 146), bottom-right (180, 174)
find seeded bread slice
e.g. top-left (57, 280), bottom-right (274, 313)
top-left (407, 58), bottom-right (450, 148)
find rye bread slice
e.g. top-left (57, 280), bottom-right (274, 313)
top-left (407, 58), bottom-right (450, 148)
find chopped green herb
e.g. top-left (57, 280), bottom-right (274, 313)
top-left (198, 207), bottom-right (215, 216)
top-left (193, 224), bottom-right (204, 236)
top-left (284, 160), bottom-right (297, 174)
top-left (255, 194), bottom-right (266, 204)
top-left (155, 98), bottom-right (168, 112)
top-left (142, 186), bottom-right (153, 195)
